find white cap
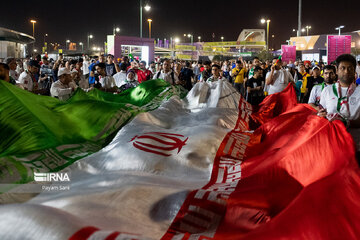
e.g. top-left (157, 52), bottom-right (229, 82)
top-left (58, 67), bottom-right (71, 77)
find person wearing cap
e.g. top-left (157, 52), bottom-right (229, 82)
top-left (50, 67), bottom-right (76, 101)
top-left (118, 70), bottom-right (140, 92)
top-left (303, 66), bottom-right (324, 103)
top-left (95, 62), bottom-right (117, 92)
top-left (18, 60), bottom-right (40, 92)
top-left (308, 65), bottom-right (336, 110)
top-left (265, 57), bottom-right (294, 95)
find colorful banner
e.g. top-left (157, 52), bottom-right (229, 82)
top-left (237, 41), bottom-right (266, 46)
top-left (281, 45), bottom-right (297, 63)
top-left (327, 35), bottom-right (352, 64)
top-left (174, 45), bottom-right (196, 51)
top-left (203, 41), bottom-right (237, 46)
top-left (175, 53), bottom-right (194, 60)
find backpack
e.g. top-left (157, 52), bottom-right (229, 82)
top-left (156, 71), bottom-right (175, 85)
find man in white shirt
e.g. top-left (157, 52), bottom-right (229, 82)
top-left (308, 65), bottom-right (336, 110)
top-left (265, 57), bottom-right (294, 95)
top-left (18, 60), bottom-right (40, 92)
top-left (95, 63), bottom-right (117, 92)
top-left (113, 64), bottom-right (129, 87)
top-left (50, 68), bottom-right (76, 101)
top-left (318, 54), bottom-right (360, 126)
top-left (153, 59), bottom-right (180, 85)
top-left (82, 56), bottom-right (90, 80)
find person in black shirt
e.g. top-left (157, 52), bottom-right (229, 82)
top-left (303, 66), bottom-right (324, 103)
top-left (201, 61), bottom-right (212, 82)
top-left (180, 61), bottom-right (194, 91)
top-left (105, 54), bottom-right (120, 76)
top-left (246, 66), bottom-right (264, 105)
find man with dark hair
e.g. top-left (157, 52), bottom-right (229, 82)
top-left (106, 54), bottom-right (119, 76)
top-left (113, 63), bottom-right (128, 87)
top-left (246, 66), bottom-right (264, 105)
top-left (0, 63), bottom-right (12, 84)
top-left (231, 58), bottom-right (247, 96)
top-left (308, 65), bottom-right (336, 110)
top-left (153, 59), bottom-right (180, 85)
top-left (138, 60), bottom-right (153, 83)
top-left (200, 61), bottom-right (212, 82)
top-left (206, 64), bottom-right (226, 82)
top-left (248, 57), bottom-right (261, 79)
top-left (318, 54), bottom-right (360, 126)
top-left (95, 62), bottom-right (117, 92)
top-left (265, 57), bottom-right (294, 95)
top-left (180, 61), bottom-right (194, 90)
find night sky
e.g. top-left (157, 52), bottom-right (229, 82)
top-left (2, 0), bottom-right (359, 50)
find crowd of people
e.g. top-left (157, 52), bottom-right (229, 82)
top-left (1, 52), bottom-right (360, 126)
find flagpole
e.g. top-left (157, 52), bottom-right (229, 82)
top-left (297, 0), bottom-right (302, 37)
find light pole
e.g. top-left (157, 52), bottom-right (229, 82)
top-left (261, 18), bottom-right (270, 51)
top-left (43, 34), bottom-right (48, 53)
top-left (66, 40), bottom-right (70, 50)
top-left (79, 42), bottom-right (84, 52)
top-left (335, 25), bottom-right (345, 35)
top-left (198, 36), bottom-right (201, 42)
top-left (43, 34), bottom-right (48, 46)
top-left (30, 20), bottom-right (36, 51)
top-left (298, 0), bottom-right (302, 37)
top-left (147, 19), bottom-right (152, 38)
top-left (221, 36), bottom-right (224, 42)
top-left (187, 34), bottom-right (193, 45)
top-left (113, 27), bottom-right (120, 35)
top-left (87, 34), bottom-right (93, 51)
top-left (139, 0), bottom-right (151, 38)
top-left (305, 26), bottom-right (311, 36)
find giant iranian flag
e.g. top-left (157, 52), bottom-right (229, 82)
top-left (0, 79), bottom-right (359, 240)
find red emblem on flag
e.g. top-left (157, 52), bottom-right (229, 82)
top-left (130, 132), bottom-right (188, 157)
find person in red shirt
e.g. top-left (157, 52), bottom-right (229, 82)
top-left (138, 61), bottom-right (153, 83)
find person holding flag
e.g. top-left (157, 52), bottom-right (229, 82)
top-left (265, 56), bottom-right (294, 95)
